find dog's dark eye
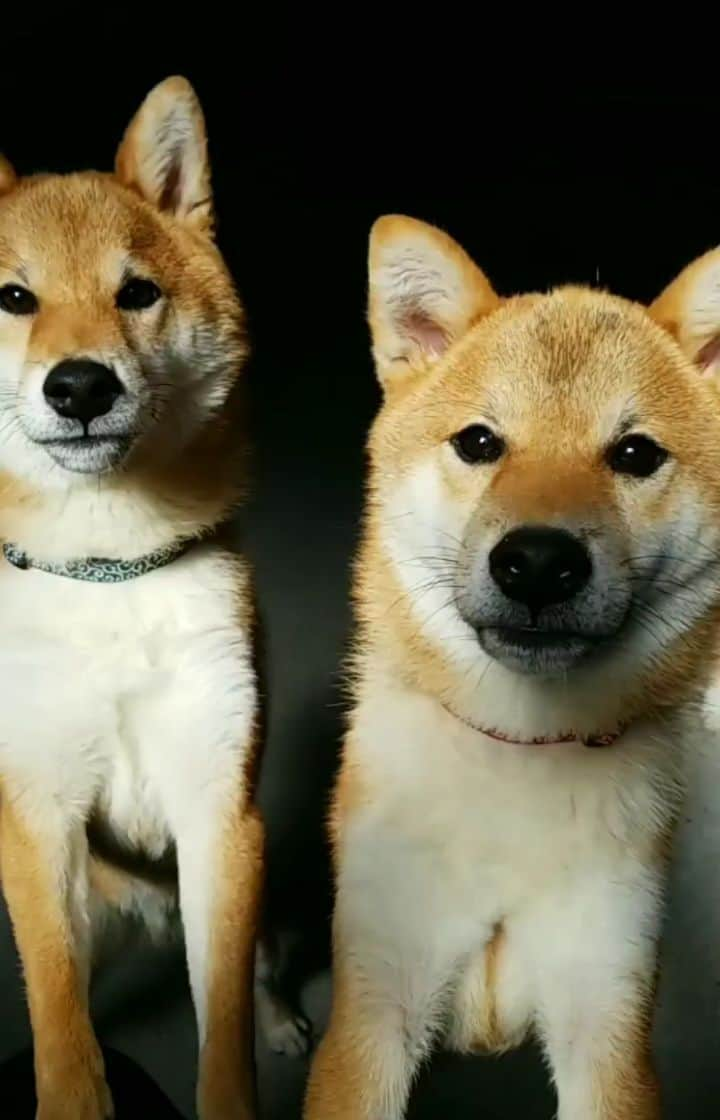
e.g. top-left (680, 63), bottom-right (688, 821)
top-left (116, 278), bottom-right (162, 311)
top-left (0, 284), bottom-right (38, 316)
top-left (607, 434), bottom-right (668, 478)
top-left (451, 424), bottom-right (505, 465)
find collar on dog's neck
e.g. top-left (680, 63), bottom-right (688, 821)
top-left (442, 703), bottom-right (625, 749)
top-left (2, 538), bottom-right (194, 583)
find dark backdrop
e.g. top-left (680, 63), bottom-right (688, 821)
top-left (1, 18), bottom-right (719, 1118)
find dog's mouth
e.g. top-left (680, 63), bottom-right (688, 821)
top-left (488, 625), bottom-right (604, 648)
top-left (34, 432), bottom-right (136, 474)
top-left (478, 624), bottom-right (614, 676)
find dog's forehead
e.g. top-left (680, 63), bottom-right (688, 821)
top-left (441, 288), bottom-right (687, 427)
top-left (0, 174), bottom-right (167, 288)
top-left (461, 291), bottom-right (658, 387)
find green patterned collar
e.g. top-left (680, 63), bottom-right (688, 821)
top-left (2, 539), bottom-right (194, 583)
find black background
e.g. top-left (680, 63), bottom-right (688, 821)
top-left (2, 16), bottom-right (719, 1117)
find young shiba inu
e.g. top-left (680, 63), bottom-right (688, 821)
top-left (305, 217), bottom-right (720, 1119)
top-left (0, 78), bottom-right (262, 1119)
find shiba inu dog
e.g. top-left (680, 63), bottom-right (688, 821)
top-left (0, 78), bottom-right (263, 1119)
top-left (304, 217), bottom-right (720, 1119)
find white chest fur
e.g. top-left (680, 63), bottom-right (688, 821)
top-left (0, 545), bottom-right (256, 851)
top-left (340, 677), bottom-right (680, 1045)
top-left (353, 679), bottom-right (679, 878)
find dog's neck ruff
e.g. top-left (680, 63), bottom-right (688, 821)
top-left (442, 702), bottom-right (625, 749)
top-left (2, 539), bottom-right (194, 583)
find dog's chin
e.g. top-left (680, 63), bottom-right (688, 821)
top-left (477, 626), bottom-right (609, 677)
top-left (37, 435), bottom-right (134, 475)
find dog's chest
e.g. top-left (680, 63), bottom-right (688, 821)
top-left (0, 548), bottom-right (254, 850)
top-left (355, 685), bottom-right (670, 912)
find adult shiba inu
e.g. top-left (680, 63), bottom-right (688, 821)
top-left (0, 78), bottom-right (263, 1119)
top-left (305, 217), bottom-right (720, 1119)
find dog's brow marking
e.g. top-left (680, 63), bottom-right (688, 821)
top-left (0, 243), bottom-right (28, 285)
top-left (615, 413), bottom-right (640, 437)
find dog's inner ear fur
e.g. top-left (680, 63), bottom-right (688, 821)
top-left (650, 248), bottom-right (720, 377)
top-left (368, 215), bottom-right (500, 388)
top-left (115, 76), bottom-right (213, 234)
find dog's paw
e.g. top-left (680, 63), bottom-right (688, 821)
top-left (256, 979), bottom-right (313, 1058)
top-left (265, 1009), bottom-right (313, 1058)
top-left (36, 1079), bottom-right (113, 1120)
top-left (263, 1008), bottom-right (311, 1057)
top-left (35, 1046), bottom-right (114, 1120)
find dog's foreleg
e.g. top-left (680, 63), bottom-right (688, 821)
top-left (536, 871), bottom-right (662, 1120)
top-left (0, 789), bottom-right (112, 1120)
top-left (175, 780), bottom-right (264, 1120)
top-left (304, 816), bottom-right (465, 1119)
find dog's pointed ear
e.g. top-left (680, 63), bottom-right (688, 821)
top-left (115, 76), bottom-right (213, 234)
top-left (0, 156), bottom-right (17, 197)
top-left (649, 248), bottom-right (720, 376)
top-left (368, 215), bottom-right (500, 389)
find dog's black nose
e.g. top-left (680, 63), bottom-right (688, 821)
top-left (489, 526), bottom-right (592, 610)
top-left (43, 360), bottom-right (123, 425)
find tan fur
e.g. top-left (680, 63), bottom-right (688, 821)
top-left (316, 755), bottom-right (360, 1110)
top-left (0, 78), bottom-right (261, 1120)
top-left (356, 272), bottom-right (720, 732)
top-left (306, 218), bottom-right (720, 1119)
top-left (303, 961), bottom-right (375, 1119)
top-left (0, 167), bottom-right (246, 548)
top-left (589, 1004), bottom-right (660, 1120)
top-left (368, 214), bottom-right (500, 387)
top-left (651, 246), bottom-right (720, 370)
top-left (116, 77), bottom-right (214, 234)
top-left (0, 790), bottom-right (112, 1120)
top-left (327, 736), bottom-right (370, 865)
top-left (197, 806), bottom-right (263, 1120)
top-left (449, 924), bottom-right (509, 1055)
top-left (478, 924), bottom-right (505, 1052)
top-left (0, 154), bottom-right (16, 196)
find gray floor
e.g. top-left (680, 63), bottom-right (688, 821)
top-left (1, 732), bottom-right (719, 1117)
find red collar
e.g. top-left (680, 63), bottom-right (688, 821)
top-left (443, 705), bottom-right (625, 748)
top-left (479, 725), bottom-right (623, 748)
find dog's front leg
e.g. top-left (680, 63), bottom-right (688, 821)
top-left (535, 869), bottom-right (662, 1120)
top-left (0, 789), bottom-right (111, 1120)
top-left (546, 997), bottom-right (660, 1120)
top-left (175, 782), bottom-right (264, 1120)
top-left (304, 942), bottom-right (424, 1120)
top-left (305, 814), bottom-right (467, 1120)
